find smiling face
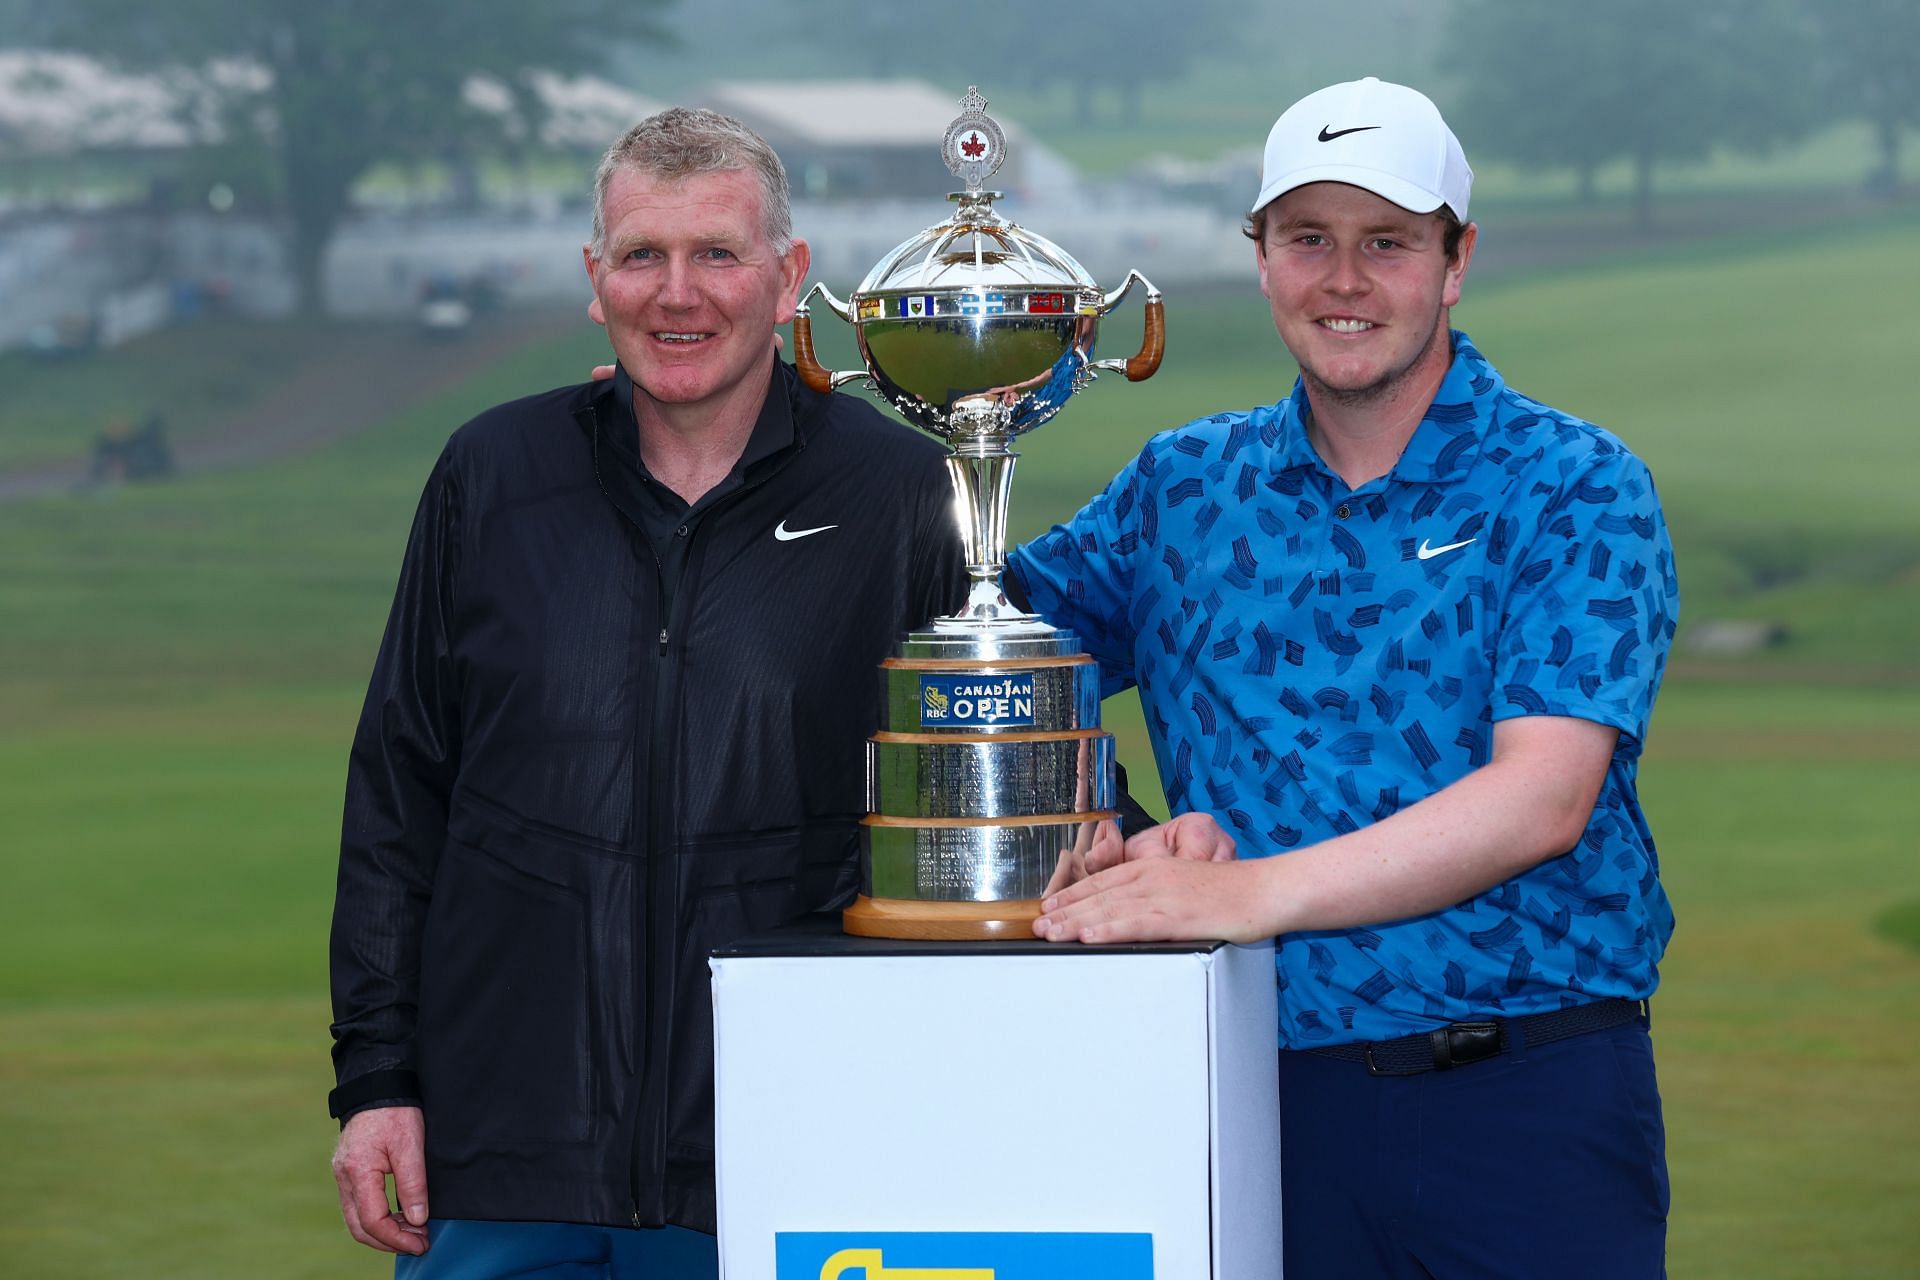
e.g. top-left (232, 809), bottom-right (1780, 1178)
top-left (583, 166), bottom-right (809, 422)
top-left (1254, 181), bottom-right (1475, 411)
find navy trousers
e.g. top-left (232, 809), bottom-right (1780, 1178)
top-left (1276, 1017), bottom-right (1668, 1279)
top-left (392, 1220), bottom-right (718, 1279)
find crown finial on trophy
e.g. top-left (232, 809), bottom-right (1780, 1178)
top-left (942, 84), bottom-right (1007, 197)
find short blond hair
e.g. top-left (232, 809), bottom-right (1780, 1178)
top-left (589, 107), bottom-right (793, 260)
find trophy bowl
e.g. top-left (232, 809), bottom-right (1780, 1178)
top-left (796, 205), bottom-right (1163, 442)
top-left (791, 88), bottom-right (1165, 940)
top-left (838, 216), bottom-right (1117, 441)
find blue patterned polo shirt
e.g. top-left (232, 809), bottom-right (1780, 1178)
top-left (1010, 332), bottom-right (1680, 1047)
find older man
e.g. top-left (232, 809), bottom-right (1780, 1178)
top-left (1017, 79), bottom-right (1679, 1276)
top-left (328, 108), bottom-right (963, 1276)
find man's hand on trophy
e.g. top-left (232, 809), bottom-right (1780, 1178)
top-left (1078, 819), bottom-right (1126, 877)
top-left (1115, 811), bottom-right (1237, 867)
top-left (1042, 819), bottom-right (1121, 898)
top-left (1033, 853), bottom-right (1273, 946)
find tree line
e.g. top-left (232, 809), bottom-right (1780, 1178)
top-left (3, 0), bottom-right (1911, 312)
top-left (1442, 0), bottom-right (1919, 227)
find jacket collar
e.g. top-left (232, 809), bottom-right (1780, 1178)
top-left (601, 359), bottom-right (799, 482)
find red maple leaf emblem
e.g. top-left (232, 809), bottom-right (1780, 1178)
top-left (961, 131), bottom-right (987, 159)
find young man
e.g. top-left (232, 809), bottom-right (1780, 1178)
top-left (327, 109), bottom-right (963, 1277)
top-left (1014, 78), bottom-right (1679, 1277)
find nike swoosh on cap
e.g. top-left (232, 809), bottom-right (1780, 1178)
top-left (774, 519), bottom-right (837, 542)
top-left (1416, 536), bottom-right (1476, 560)
top-left (1317, 124), bottom-right (1381, 142)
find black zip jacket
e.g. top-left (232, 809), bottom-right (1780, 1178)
top-left (328, 359), bottom-right (964, 1231)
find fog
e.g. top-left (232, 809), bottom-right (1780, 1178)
top-left (4, 0), bottom-right (1904, 350)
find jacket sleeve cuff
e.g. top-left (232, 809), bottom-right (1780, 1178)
top-left (329, 1069), bottom-right (421, 1120)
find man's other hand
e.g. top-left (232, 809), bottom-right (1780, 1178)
top-left (1037, 808), bottom-right (1256, 945)
top-left (1042, 818), bottom-right (1124, 897)
top-left (332, 1105), bottom-right (430, 1255)
top-left (1079, 818), bottom-right (1124, 876)
top-left (1120, 811), bottom-right (1236, 866)
top-left (1034, 856), bottom-right (1273, 946)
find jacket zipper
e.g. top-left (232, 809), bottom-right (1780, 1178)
top-left (589, 387), bottom-right (809, 1228)
top-left (632, 537), bottom-right (671, 1225)
top-left (626, 487), bottom-right (763, 1226)
top-left (591, 409), bottom-right (681, 1228)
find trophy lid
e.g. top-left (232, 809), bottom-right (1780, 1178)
top-left (856, 208), bottom-right (1097, 296)
top-left (854, 88), bottom-right (1097, 298)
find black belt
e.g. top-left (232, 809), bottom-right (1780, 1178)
top-left (1304, 997), bottom-right (1646, 1077)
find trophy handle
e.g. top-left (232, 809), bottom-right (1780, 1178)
top-left (802, 279), bottom-right (855, 321)
top-left (792, 282), bottom-right (868, 395)
top-left (1089, 270), bottom-right (1166, 382)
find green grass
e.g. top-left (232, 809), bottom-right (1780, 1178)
top-left (0, 717), bottom-right (346, 1007)
top-left (2, 218), bottom-right (1919, 1277)
top-left (0, 326), bottom-right (609, 717)
top-left (0, 317), bottom-right (348, 472)
top-left (0, 997), bottom-right (352, 1280)
top-left (1463, 228), bottom-right (1920, 536)
top-left (1640, 683), bottom-right (1920, 1279)
top-left (1876, 899), bottom-right (1920, 954)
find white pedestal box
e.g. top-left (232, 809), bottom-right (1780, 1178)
top-left (710, 920), bottom-right (1282, 1279)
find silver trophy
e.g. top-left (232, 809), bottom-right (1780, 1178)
top-left (794, 87), bottom-right (1163, 939)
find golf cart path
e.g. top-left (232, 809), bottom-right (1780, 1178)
top-left (0, 308), bottom-right (583, 505)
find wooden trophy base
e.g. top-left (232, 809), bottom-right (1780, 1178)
top-left (842, 895), bottom-right (1043, 941)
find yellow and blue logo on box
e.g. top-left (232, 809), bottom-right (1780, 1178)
top-left (777, 1233), bottom-right (1153, 1279)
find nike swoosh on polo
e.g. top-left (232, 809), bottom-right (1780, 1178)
top-left (1318, 124), bottom-right (1381, 142)
top-left (1416, 536), bottom-right (1477, 561)
top-left (774, 519), bottom-right (838, 542)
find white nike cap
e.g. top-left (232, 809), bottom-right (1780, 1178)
top-left (1251, 77), bottom-right (1473, 223)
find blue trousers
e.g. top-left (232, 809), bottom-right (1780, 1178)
top-left (392, 1220), bottom-right (718, 1279)
top-left (1276, 1016), bottom-right (1668, 1279)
